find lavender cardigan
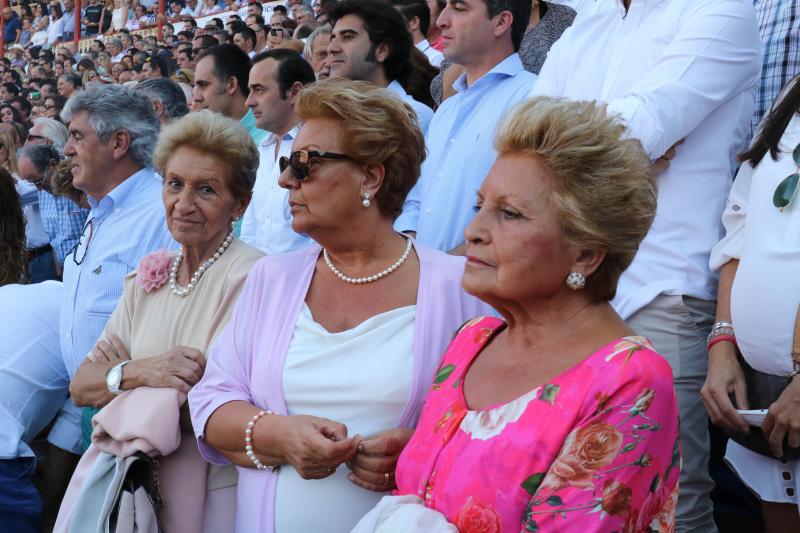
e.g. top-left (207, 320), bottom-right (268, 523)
top-left (188, 242), bottom-right (492, 532)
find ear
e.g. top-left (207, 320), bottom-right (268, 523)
top-left (151, 99), bottom-right (164, 118)
top-left (109, 129), bottom-right (132, 160)
top-left (571, 248), bottom-right (606, 280)
top-left (286, 80), bottom-right (304, 105)
top-left (226, 75), bottom-right (239, 96)
top-left (231, 191), bottom-right (251, 221)
top-left (360, 162), bottom-right (385, 200)
top-left (492, 11), bottom-right (514, 42)
top-left (373, 42), bottom-right (390, 64)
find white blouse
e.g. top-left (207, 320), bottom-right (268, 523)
top-left (710, 113), bottom-right (800, 376)
top-left (274, 303), bottom-right (416, 533)
top-left (710, 112), bottom-right (800, 504)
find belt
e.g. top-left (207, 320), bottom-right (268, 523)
top-left (27, 243), bottom-right (52, 260)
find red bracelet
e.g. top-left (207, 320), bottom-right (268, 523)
top-left (707, 334), bottom-right (736, 351)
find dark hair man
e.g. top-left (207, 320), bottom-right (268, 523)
top-left (193, 45), bottom-right (267, 145)
top-left (328, 0), bottom-right (433, 132)
top-left (240, 49), bottom-right (315, 254)
top-left (234, 27), bottom-right (257, 57)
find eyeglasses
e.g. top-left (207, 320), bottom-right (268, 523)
top-left (30, 161), bottom-right (57, 188)
top-left (44, 104), bottom-right (57, 110)
top-left (72, 217), bottom-right (96, 265)
top-left (279, 150), bottom-right (354, 181)
top-left (773, 143), bottom-right (800, 212)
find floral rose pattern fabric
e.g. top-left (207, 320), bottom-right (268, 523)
top-left (394, 317), bottom-right (680, 533)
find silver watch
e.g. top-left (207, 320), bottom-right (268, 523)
top-left (106, 360), bottom-right (131, 395)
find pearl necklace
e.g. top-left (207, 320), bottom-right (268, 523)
top-left (169, 230), bottom-right (234, 297)
top-left (323, 236), bottom-right (413, 284)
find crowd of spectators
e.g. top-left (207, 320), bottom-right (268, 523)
top-left (2, 0), bottom-right (800, 532)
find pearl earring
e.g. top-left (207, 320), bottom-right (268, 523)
top-left (566, 272), bottom-right (586, 290)
top-left (361, 193), bottom-right (371, 208)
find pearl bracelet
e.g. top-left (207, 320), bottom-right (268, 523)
top-left (245, 410), bottom-right (279, 473)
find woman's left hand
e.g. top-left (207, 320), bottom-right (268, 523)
top-left (347, 427), bottom-right (413, 492)
top-left (762, 377), bottom-right (800, 458)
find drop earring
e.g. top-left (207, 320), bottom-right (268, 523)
top-left (361, 193), bottom-right (371, 208)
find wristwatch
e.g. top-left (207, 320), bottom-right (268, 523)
top-left (106, 360), bottom-right (131, 395)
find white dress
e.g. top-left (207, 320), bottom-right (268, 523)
top-left (710, 112), bottom-right (800, 504)
top-left (274, 303), bottom-right (415, 532)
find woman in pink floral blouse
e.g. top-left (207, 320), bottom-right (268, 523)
top-left (390, 98), bottom-right (681, 532)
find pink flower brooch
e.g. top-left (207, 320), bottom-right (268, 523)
top-left (135, 250), bottom-right (174, 293)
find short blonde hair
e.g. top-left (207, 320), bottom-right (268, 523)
top-left (153, 110), bottom-right (259, 201)
top-left (495, 97), bottom-right (657, 302)
top-left (295, 79), bottom-right (426, 219)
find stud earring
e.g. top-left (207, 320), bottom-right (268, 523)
top-left (566, 272), bottom-right (586, 290)
top-left (361, 193), bottom-right (371, 208)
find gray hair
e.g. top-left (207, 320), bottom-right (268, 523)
top-left (135, 78), bottom-right (190, 122)
top-left (61, 84), bottom-right (160, 167)
top-left (107, 38), bottom-right (122, 50)
top-left (30, 117), bottom-right (69, 154)
top-left (303, 25), bottom-right (330, 60)
top-left (18, 143), bottom-right (60, 175)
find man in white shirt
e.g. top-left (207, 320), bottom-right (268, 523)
top-left (0, 282), bottom-right (80, 532)
top-left (393, 0), bottom-right (444, 67)
top-left (240, 49), bottom-right (316, 254)
top-left (530, 1), bottom-right (761, 531)
top-left (234, 27), bottom-right (258, 58)
top-left (327, 0), bottom-right (434, 133)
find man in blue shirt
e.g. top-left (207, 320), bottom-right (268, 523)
top-left (17, 144), bottom-right (89, 277)
top-left (2, 7), bottom-right (21, 44)
top-left (59, 84), bottom-right (176, 376)
top-left (59, 86), bottom-right (176, 448)
top-left (61, 0), bottom-right (77, 41)
top-left (395, 0), bottom-right (536, 253)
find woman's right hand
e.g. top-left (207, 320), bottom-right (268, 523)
top-left (261, 415), bottom-right (360, 480)
top-left (700, 341), bottom-right (749, 434)
top-left (126, 346), bottom-right (206, 394)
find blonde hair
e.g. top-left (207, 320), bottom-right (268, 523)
top-left (495, 97), bottom-right (657, 302)
top-left (153, 110), bottom-right (259, 201)
top-left (295, 79), bottom-right (426, 219)
top-left (0, 130), bottom-right (18, 175)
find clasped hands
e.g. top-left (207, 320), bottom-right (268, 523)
top-left (701, 342), bottom-right (800, 458)
top-left (264, 414), bottom-right (412, 492)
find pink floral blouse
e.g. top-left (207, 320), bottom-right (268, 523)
top-left (394, 317), bottom-right (681, 533)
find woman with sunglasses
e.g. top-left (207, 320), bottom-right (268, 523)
top-left (42, 94), bottom-right (66, 121)
top-left (56, 111), bottom-right (263, 532)
top-left (701, 77), bottom-right (800, 530)
top-left (189, 80), bottom-right (489, 532)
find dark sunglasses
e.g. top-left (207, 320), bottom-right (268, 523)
top-left (279, 150), bottom-right (353, 181)
top-left (774, 143), bottom-right (800, 212)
